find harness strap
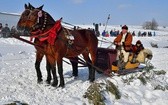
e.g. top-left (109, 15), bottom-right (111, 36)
top-left (30, 18), bottom-right (62, 45)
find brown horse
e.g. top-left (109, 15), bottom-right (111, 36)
top-left (17, 4), bottom-right (98, 87)
top-left (17, 3), bottom-right (78, 85)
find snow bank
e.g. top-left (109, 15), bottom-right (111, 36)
top-left (0, 26), bottom-right (168, 105)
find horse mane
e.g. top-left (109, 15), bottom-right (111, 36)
top-left (44, 12), bottom-right (55, 25)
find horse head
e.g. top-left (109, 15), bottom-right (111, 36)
top-left (17, 3), bottom-right (56, 35)
top-left (17, 3), bottom-right (35, 30)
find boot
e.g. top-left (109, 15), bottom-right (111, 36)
top-left (119, 62), bottom-right (127, 71)
top-left (131, 54), bottom-right (137, 63)
top-left (112, 60), bottom-right (118, 66)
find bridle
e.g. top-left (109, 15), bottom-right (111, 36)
top-left (20, 7), bottom-right (69, 46)
top-left (30, 10), bottom-right (48, 33)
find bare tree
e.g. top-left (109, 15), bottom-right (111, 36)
top-left (142, 18), bottom-right (158, 30)
top-left (151, 18), bottom-right (158, 30)
top-left (143, 21), bottom-right (151, 29)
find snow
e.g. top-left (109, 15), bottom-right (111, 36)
top-left (0, 26), bottom-right (168, 105)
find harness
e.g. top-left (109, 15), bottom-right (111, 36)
top-left (62, 27), bottom-right (75, 47)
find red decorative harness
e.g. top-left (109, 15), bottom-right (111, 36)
top-left (30, 18), bottom-right (62, 45)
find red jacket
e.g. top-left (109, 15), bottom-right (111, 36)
top-left (114, 32), bottom-right (133, 52)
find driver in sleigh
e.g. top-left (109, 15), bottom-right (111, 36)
top-left (113, 25), bottom-right (133, 70)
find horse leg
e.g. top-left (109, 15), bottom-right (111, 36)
top-left (35, 51), bottom-right (44, 83)
top-left (70, 57), bottom-right (78, 77)
top-left (51, 63), bottom-right (58, 87)
top-left (46, 59), bottom-right (52, 84)
top-left (46, 55), bottom-right (58, 87)
top-left (82, 52), bottom-right (94, 82)
top-left (89, 47), bottom-right (97, 82)
top-left (57, 57), bottom-right (65, 87)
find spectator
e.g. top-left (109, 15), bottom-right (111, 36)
top-left (110, 30), bottom-right (113, 37)
top-left (105, 31), bottom-right (109, 37)
top-left (95, 30), bottom-right (100, 37)
top-left (102, 30), bottom-right (106, 36)
top-left (153, 31), bottom-right (156, 36)
top-left (112, 30), bottom-right (119, 37)
top-left (132, 31), bottom-right (135, 36)
top-left (138, 31), bottom-right (141, 37)
top-left (149, 32), bottom-right (152, 37)
top-left (116, 30), bottom-right (120, 36)
top-left (148, 32), bottom-right (150, 37)
top-left (11, 26), bottom-right (17, 36)
top-left (2, 24), bottom-right (10, 38)
top-left (148, 32), bottom-right (151, 37)
top-left (0, 23), bottom-right (3, 38)
top-left (142, 32), bottom-right (147, 37)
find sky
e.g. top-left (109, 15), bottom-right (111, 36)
top-left (0, 0), bottom-right (168, 26)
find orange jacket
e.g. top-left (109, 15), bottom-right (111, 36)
top-left (114, 32), bottom-right (133, 52)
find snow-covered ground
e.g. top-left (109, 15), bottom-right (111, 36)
top-left (0, 25), bottom-right (168, 105)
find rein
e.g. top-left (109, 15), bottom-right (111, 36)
top-left (12, 35), bottom-right (106, 74)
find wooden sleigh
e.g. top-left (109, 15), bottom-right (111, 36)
top-left (95, 47), bottom-right (140, 74)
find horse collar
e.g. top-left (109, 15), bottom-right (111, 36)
top-left (31, 19), bottom-right (62, 45)
top-left (41, 12), bottom-right (48, 31)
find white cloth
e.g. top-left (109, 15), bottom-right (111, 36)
top-left (116, 49), bottom-right (130, 62)
top-left (121, 33), bottom-right (127, 45)
top-left (116, 33), bottom-right (129, 62)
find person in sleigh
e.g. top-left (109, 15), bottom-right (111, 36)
top-left (131, 40), bottom-right (144, 63)
top-left (113, 25), bottom-right (133, 70)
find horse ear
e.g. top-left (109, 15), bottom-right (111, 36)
top-left (24, 4), bottom-right (28, 9)
top-left (28, 3), bottom-right (35, 10)
top-left (37, 5), bottom-right (44, 10)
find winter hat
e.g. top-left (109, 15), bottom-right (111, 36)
top-left (136, 40), bottom-right (142, 44)
top-left (122, 25), bottom-right (128, 30)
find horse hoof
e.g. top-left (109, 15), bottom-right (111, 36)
top-left (74, 76), bottom-right (78, 79)
top-left (37, 79), bottom-right (43, 84)
top-left (45, 80), bottom-right (51, 84)
top-left (51, 83), bottom-right (57, 87)
top-left (59, 84), bottom-right (65, 88)
top-left (89, 78), bottom-right (95, 83)
top-left (51, 82), bottom-right (58, 87)
top-left (72, 74), bottom-right (78, 77)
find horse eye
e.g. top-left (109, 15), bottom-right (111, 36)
top-left (25, 12), bottom-right (30, 16)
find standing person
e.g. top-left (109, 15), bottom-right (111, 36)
top-left (113, 25), bottom-right (133, 70)
top-left (11, 26), bottom-right (17, 36)
top-left (105, 31), bottom-right (109, 37)
top-left (132, 31), bottom-right (135, 36)
top-left (153, 31), bottom-right (156, 36)
top-left (102, 30), bottom-right (106, 37)
top-left (138, 31), bottom-right (141, 37)
top-left (110, 30), bottom-right (113, 37)
top-left (0, 23), bottom-right (3, 38)
top-left (2, 24), bottom-right (10, 38)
